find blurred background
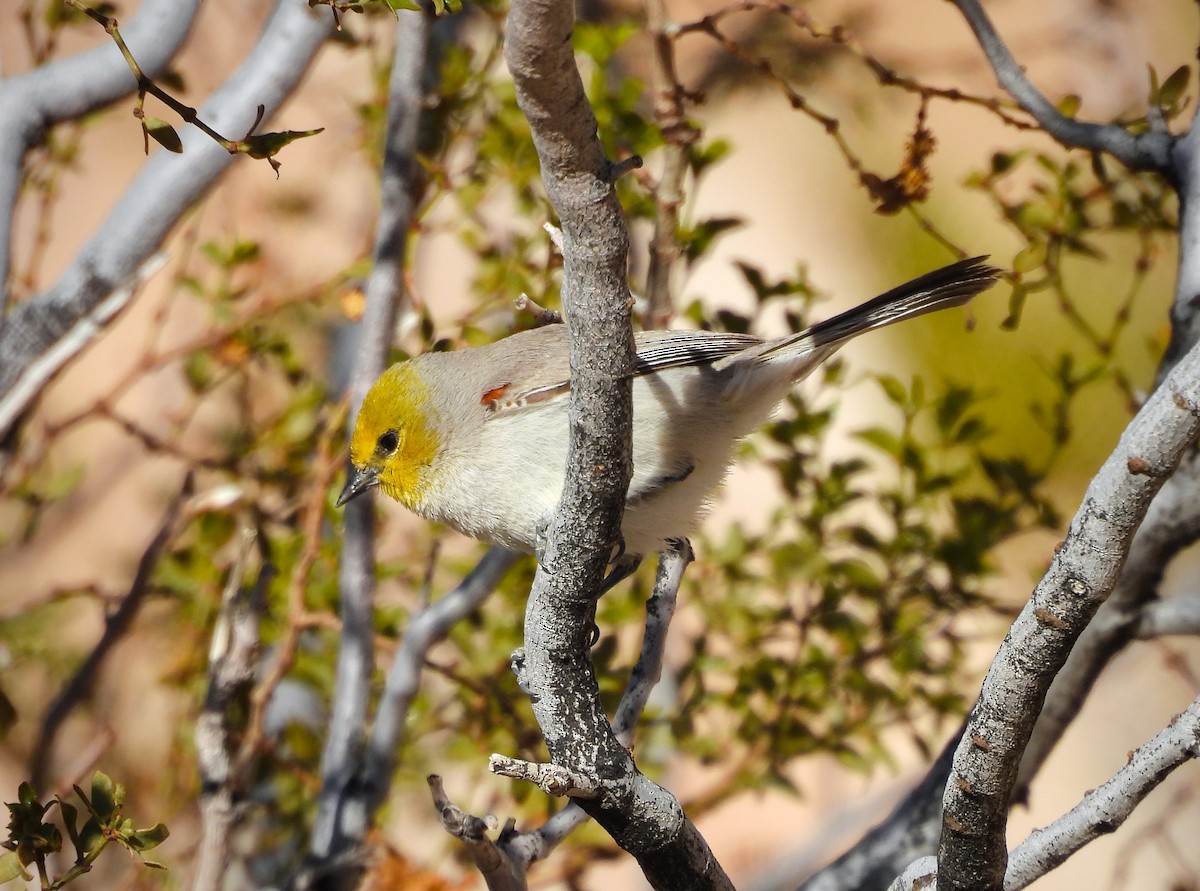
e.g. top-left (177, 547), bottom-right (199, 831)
top-left (1, 0), bottom-right (1198, 888)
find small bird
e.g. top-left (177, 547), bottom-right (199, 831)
top-left (338, 257), bottom-right (999, 565)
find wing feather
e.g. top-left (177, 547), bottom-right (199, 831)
top-left (485, 329), bottom-right (761, 416)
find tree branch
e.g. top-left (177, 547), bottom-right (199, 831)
top-left (612, 538), bottom-right (689, 745)
top-left (307, 8), bottom-right (435, 878)
top-left (355, 547), bottom-right (520, 827)
top-left (0, 0), bottom-right (334, 440)
top-left (30, 472), bottom-right (193, 790)
top-left (437, 543), bottom-right (690, 886)
top-left (937, 338), bottom-right (1200, 891)
top-left (1135, 593), bottom-right (1200, 638)
top-left (644, 0), bottom-right (697, 329)
top-left (0, 0), bottom-right (199, 299)
top-left (1005, 695), bottom-right (1200, 890)
top-left (0, 253), bottom-right (164, 443)
top-left (505, 4), bottom-right (730, 885)
top-left (193, 534), bottom-right (272, 891)
top-left (795, 731), bottom-right (961, 891)
top-left (948, 0), bottom-right (1174, 175)
top-left (428, 776), bottom-right (532, 891)
top-left (1013, 447), bottom-right (1200, 792)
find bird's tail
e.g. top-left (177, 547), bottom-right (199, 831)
top-left (755, 256), bottom-right (1001, 365)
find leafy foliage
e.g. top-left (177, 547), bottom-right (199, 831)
top-left (1, 773), bottom-right (167, 889)
top-left (0, 0), bottom-right (1181, 886)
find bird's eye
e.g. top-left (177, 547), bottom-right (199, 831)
top-left (376, 430), bottom-right (399, 455)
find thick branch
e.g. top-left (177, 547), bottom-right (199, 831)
top-left (504, 3), bottom-right (731, 888)
top-left (1014, 448), bottom-right (1200, 797)
top-left (949, 0), bottom-right (1173, 175)
top-left (478, 543), bottom-right (690, 882)
top-left (1162, 120), bottom-right (1200, 375)
top-left (795, 732), bottom-right (961, 891)
top-left (937, 340), bottom-right (1200, 891)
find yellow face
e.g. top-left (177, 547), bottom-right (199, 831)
top-left (346, 362), bottom-right (440, 508)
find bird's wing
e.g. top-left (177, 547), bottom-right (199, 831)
top-left (633, 330), bottom-right (763, 373)
top-left (483, 328), bottom-right (762, 415)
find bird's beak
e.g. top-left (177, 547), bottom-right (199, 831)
top-left (337, 465), bottom-right (379, 507)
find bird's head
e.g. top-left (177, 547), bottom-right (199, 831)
top-left (338, 362), bottom-right (440, 509)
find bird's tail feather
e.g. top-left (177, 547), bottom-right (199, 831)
top-left (759, 256), bottom-right (1001, 361)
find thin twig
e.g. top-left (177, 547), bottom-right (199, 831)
top-left (65, 0), bottom-right (323, 174)
top-left (948, 0), bottom-right (1173, 174)
top-left (30, 472), bottom-right (194, 789)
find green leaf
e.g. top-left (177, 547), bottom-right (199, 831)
top-left (690, 138), bottom-right (732, 179)
top-left (144, 118), bottom-right (183, 153)
top-left (184, 350), bottom-right (212, 392)
top-left (855, 426), bottom-right (903, 459)
top-left (876, 374), bottom-right (907, 407)
top-left (241, 127), bottom-right (325, 161)
top-left (1154, 64), bottom-right (1190, 108)
top-left (59, 801), bottom-right (79, 850)
top-left (0, 683), bottom-right (15, 741)
top-left (78, 818), bottom-right (104, 856)
top-left (680, 216), bottom-right (744, 265)
top-left (0, 851), bottom-right (29, 885)
top-left (90, 771), bottom-right (118, 821)
top-left (935, 385), bottom-right (973, 434)
top-left (1056, 94), bottom-right (1081, 118)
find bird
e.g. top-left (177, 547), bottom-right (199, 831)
top-left (338, 256), bottom-right (1000, 569)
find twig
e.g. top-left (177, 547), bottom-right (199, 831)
top-left (1135, 594), bottom-right (1200, 638)
top-left (235, 406), bottom-right (345, 780)
top-left (489, 757), bottom-right (602, 799)
top-left (948, 0), bottom-right (1173, 174)
top-left (0, 0), bottom-right (198, 305)
top-left (1004, 695), bottom-right (1200, 890)
top-left (30, 472), bottom-right (194, 790)
top-left (645, 0), bottom-right (697, 328)
top-left (514, 293), bottom-right (563, 326)
top-left (65, 0), bottom-right (323, 175)
top-left (612, 538), bottom-right (690, 744)
top-left (427, 776), bottom-right (529, 891)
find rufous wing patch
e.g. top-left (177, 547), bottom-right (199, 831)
top-left (482, 380), bottom-right (572, 414)
top-left (480, 383), bottom-right (511, 406)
